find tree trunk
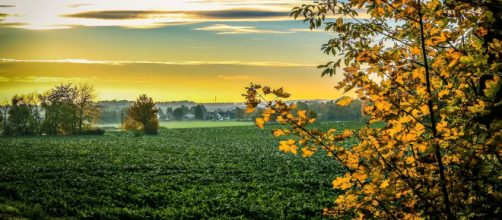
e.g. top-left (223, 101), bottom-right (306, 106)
top-left (417, 1), bottom-right (454, 219)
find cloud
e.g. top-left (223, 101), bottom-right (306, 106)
top-left (195, 9), bottom-right (288, 19)
top-left (0, 76), bottom-right (87, 83)
top-left (64, 9), bottom-right (288, 20)
top-left (0, 1), bottom-right (372, 30)
top-left (0, 22), bottom-right (27, 28)
top-left (0, 58), bottom-right (314, 67)
top-left (289, 28), bottom-right (326, 33)
top-left (194, 24), bottom-right (290, 35)
top-left (64, 10), bottom-right (171, 20)
top-left (217, 74), bottom-right (251, 81)
top-left (67, 4), bottom-right (92, 8)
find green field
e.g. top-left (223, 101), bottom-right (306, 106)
top-left (0, 122), bottom-right (361, 219)
top-left (97, 121), bottom-right (253, 129)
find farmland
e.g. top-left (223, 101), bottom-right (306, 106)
top-left (0, 122), bottom-right (362, 219)
top-left (96, 121), bottom-right (254, 129)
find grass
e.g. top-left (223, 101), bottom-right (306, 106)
top-left (0, 122), bottom-right (362, 219)
top-left (96, 121), bottom-right (253, 129)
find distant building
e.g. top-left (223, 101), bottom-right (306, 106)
top-left (184, 113), bottom-right (195, 120)
top-left (207, 112), bottom-right (223, 120)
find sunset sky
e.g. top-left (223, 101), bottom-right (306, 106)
top-left (0, 0), bottom-right (351, 102)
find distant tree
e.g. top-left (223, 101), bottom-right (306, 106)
top-left (40, 83), bottom-right (78, 135)
top-left (172, 107), bottom-right (184, 121)
top-left (296, 101), bottom-right (309, 111)
top-left (194, 104), bottom-right (207, 120)
top-left (189, 105), bottom-right (197, 114)
top-left (6, 94), bottom-right (40, 135)
top-left (165, 107), bottom-right (173, 120)
top-left (24, 93), bottom-right (42, 135)
top-left (123, 94), bottom-right (159, 134)
top-left (234, 107), bottom-right (245, 121)
top-left (76, 83), bottom-right (99, 134)
top-left (180, 105), bottom-right (189, 115)
top-left (0, 99), bottom-right (9, 135)
top-left (157, 108), bottom-right (166, 121)
top-left (0, 107), bottom-right (3, 132)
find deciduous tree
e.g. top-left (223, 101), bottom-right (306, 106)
top-left (172, 107), bottom-right (185, 121)
top-left (40, 83), bottom-right (79, 135)
top-left (194, 104), bottom-right (207, 120)
top-left (5, 94), bottom-right (40, 135)
top-left (245, 0), bottom-right (501, 218)
top-left (123, 94), bottom-right (159, 134)
top-left (76, 83), bottom-right (99, 134)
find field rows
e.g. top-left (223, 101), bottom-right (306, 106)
top-left (0, 122), bottom-right (361, 219)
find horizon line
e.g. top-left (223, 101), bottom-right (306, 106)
top-left (0, 58), bottom-right (316, 67)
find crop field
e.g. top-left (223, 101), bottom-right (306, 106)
top-left (0, 122), bottom-right (362, 219)
top-left (96, 121), bottom-right (254, 129)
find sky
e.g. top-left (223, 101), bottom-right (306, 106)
top-left (0, 0), bottom-right (352, 102)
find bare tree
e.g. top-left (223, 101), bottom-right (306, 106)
top-left (76, 83), bottom-right (99, 134)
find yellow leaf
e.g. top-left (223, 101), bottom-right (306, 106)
top-left (405, 156), bottom-right (415, 164)
top-left (416, 144), bottom-right (427, 152)
top-left (375, 101), bottom-right (391, 111)
top-left (336, 96), bottom-right (354, 107)
top-left (278, 139), bottom-right (298, 155)
top-left (255, 117), bottom-right (265, 129)
top-left (297, 110), bottom-right (307, 119)
top-left (420, 105), bottom-right (429, 115)
top-left (273, 129), bottom-right (285, 137)
top-left (448, 52), bottom-right (461, 68)
top-left (301, 147), bottom-right (315, 158)
top-left (380, 179), bottom-right (390, 189)
top-left (246, 106), bottom-right (255, 113)
top-left (363, 184), bottom-right (376, 194)
top-left (332, 174), bottom-right (352, 190)
top-left (411, 46), bottom-right (421, 56)
top-left (290, 145), bottom-right (298, 155)
top-left (353, 172), bottom-right (368, 182)
top-left (342, 129), bottom-right (353, 138)
top-left (438, 89), bottom-right (449, 99)
top-left (344, 66), bottom-right (359, 74)
top-left (436, 120), bottom-right (448, 132)
top-left (276, 116), bottom-right (286, 124)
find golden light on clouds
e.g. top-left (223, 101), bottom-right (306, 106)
top-left (0, 0), bottom-right (307, 29)
top-left (0, 0), bottom-right (357, 102)
top-left (0, 58), bottom-right (351, 102)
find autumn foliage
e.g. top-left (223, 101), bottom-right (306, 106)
top-left (245, 0), bottom-right (501, 219)
top-left (123, 94), bottom-right (159, 134)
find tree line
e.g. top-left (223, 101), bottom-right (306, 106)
top-left (99, 101), bottom-right (364, 124)
top-left (0, 84), bottom-right (365, 136)
top-left (0, 83), bottom-right (101, 136)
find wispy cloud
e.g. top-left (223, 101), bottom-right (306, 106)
top-left (64, 9), bottom-right (289, 20)
top-left (0, 75), bottom-right (88, 83)
top-left (0, 0), bottom-right (304, 29)
top-left (64, 10), bottom-right (166, 20)
top-left (0, 58), bottom-right (314, 67)
top-left (67, 4), bottom-right (92, 8)
top-left (194, 24), bottom-right (290, 35)
top-left (217, 74), bottom-right (251, 81)
top-left (289, 28), bottom-right (326, 33)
